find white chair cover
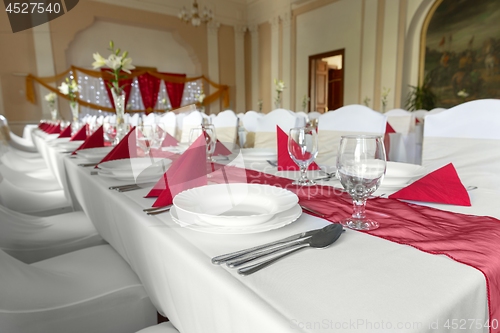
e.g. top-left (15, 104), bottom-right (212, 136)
top-left (316, 105), bottom-right (387, 165)
top-left (160, 112), bottom-right (177, 137)
top-left (307, 111), bottom-right (322, 120)
top-left (144, 113), bottom-right (157, 125)
top-left (0, 164), bottom-right (60, 192)
top-left (180, 111), bottom-right (204, 143)
top-left (254, 109), bottom-right (301, 148)
top-left (212, 110), bottom-right (238, 145)
top-left (0, 245), bottom-right (156, 333)
top-left (428, 107), bottom-right (447, 115)
top-left (130, 113), bottom-right (140, 126)
top-left (0, 205), bottom-right (105, 263)
top-left (136, 322), bottom-right (179, 333)
top-left (0, 173), bottom-right (71, 216)
top-left (423, 99), bottom-right (500, 190)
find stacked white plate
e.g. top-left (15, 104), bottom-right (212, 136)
top-left (170, 183), bottom-right (301, 234)
top-left (97, 157), bottom-right (172, 182)
top-left (239, 148), bottom-right (277, 162)
top-left (76, 147), bottom-right (114, 163)
top-left (55, 141), bottom-right (84, 151)
top-left (380, 161), bottom-right (426, 189)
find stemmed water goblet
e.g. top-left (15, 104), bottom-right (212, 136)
top-left (288, 126), bottom-right (319, 186)
top-left (136, 124), bottom-right (167, 158)
top-left (189, 124), bottom-right (217, 162)
top-left (336, 135), bottom-right (386, 230)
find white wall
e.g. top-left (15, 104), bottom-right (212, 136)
top-left (295, 0), bottom-right (363, 109)
top-left (66, 20), bottom-right (199, 76)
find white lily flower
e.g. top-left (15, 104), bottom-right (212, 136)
top-left (45, 92), bottom-right (56, 102)
top-left (58, 82), bottom-right (69, 95)
top-left (69, 80), bottom-right (79, 93)
top-left (121, 57), bottom-right (135, 74)
top-left (105, 54), bottom-right (122, 71)
top-left (92, 52), bottom-right (107, 69)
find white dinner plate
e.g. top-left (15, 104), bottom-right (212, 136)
top-left (76, 147), bottom-right (114, 162)
top-left (385, 161), bottom-right (426, 179)
top-left (170, 204), bottom-right (302, 234)
top-left (173, 183), bottom-right (298, 227)
top-left (110, 159), bottom-right (171, 177)
top-left (97, 167), bottom-right (165, 182)
top-left (98, 157), bottom-right (166, 171)
top-left (56, 141), bottom-right (84, 150)
top-left (239, 148), bottom-right (277, 161)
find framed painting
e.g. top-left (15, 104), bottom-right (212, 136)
top-left (422, 0), bottom-right (500, 107)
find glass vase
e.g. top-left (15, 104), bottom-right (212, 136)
top-left (112, 89), bottom-right (127, 144)
top-left (70, 102), bottom-right (80, 135)
top-left (49, 104), bottom-right (59, 121)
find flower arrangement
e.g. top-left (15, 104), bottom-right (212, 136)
top-left (381, 87), bottom-right (390, 112)
top-left (363, 96), bottom-right (371, 107)
top-left (457, 89), bottom-right (469, 103)
top-left (92, 41), bottom-right (135, 94)
top-left (301, 94), bottom-right (310, 111)
top-left (45, 92), bottom-right (56, 107)
top-left (58, 78), bottom-right (79, 106)
top-left (195, 92), bottom-right (206, 105)
top-left (274, 79), bottom-right (285, 108)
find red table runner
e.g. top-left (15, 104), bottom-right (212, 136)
top-left (209, 165), bottom-right (500, 332)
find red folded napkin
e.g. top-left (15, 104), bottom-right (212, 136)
top-left (388, 163), bottom-right (471, 206)
top-left (214, 140), bottom-right (232, 156)
top-left (70, 124), bottom-right (87, 141)
top-left (97, 126), bottom-right (137, 165)
top-left (146, 134), bottom-right (208, 207)
top-left (58, 125), bottom-right (72, 138)
top-left (277, 126), bottom-right (319, 171)
top-left (72, 125), bottom-right (104, 155)
top-left (385, 122), bottom-right (396, 134)
top-left (45, 124), bottom-right (59, 134)
top-left (161, 132), bottom-right (178, 147)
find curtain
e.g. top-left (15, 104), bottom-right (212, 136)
top-left (137, 73), bottom-right (161, 114)
top-left (101, 69), bottom-right (133, 109)
top-left (163, 73), bottom-right (187, 109)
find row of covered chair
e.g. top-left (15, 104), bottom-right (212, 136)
top-left (0, 118), bottom-right (161, 332)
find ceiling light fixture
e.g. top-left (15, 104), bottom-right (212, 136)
top-left (178, 0), bottom-right (214, 27)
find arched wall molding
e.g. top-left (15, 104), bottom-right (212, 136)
top-left (401, 0), bottom-right (436, 106)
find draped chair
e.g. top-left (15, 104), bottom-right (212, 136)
top-left (144, 113), bottom-right (157, 125)
top-left (240, 111), bottom-right (262, 148)
top-left (0, 172), bottom-right (71, 216)
top-left (428, 107), bottom-right (447, 115)
top-left (385, 108), bottom-right (418, 163)
top-left (175, 113), bottom-right (187, 141)
top-left (180, 111), bottom-right (204, 143)
top-left (212, 110), bottom-right (238, 148)
top-left (159, 112), bottom-right (177, 137)
top-left (423, 99), bottom-right (500, 190)
top-left (0, 115), bottom-right (38, 153)
top-left (254, 109), bottom-right (303, 149)
top-left (317, 105), bottom-right (387, 165)
top-left (136, 322), bottom-right (179, 333)
top-left (307, 111), bottom-right (322, 120)
top-left (0, 245), bottom-right (157, 333)
top-left (0, 203), bottom-right (105, 263)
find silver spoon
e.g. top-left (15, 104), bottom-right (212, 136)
top-left (236, 224), bottom-right (344, 275)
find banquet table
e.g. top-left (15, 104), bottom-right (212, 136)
top-left (36, 137), bottom-right (495, 333)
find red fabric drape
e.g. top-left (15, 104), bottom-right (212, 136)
top-left (137, 73), bottom-right (161, 114)
top-left (101, 69), bottom-right (133, 109)
top-left (163, 73), bottom-right (186, 109)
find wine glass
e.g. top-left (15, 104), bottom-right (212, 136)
top-left (103, 122), bottom-right (117, 146)
top-left (288, 126), bottom-right (318, 186)
top-left (136, 125), bottom-right (153, 157)
top-left (189, 124), bottom-right (217, 161)
top-left (336, 135), bottom-right (386, 230)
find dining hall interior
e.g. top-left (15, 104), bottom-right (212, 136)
top-left (1, 0), bottom-right (500, 332)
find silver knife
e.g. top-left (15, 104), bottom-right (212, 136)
top-left (211, 224), bottom-right (335, 265)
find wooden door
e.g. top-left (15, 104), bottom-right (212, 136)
top-left (328, 68), bottom-right (344, 110)
top-left (315, 60), bottom-right (328, 113)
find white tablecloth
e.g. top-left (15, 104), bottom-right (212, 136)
top-left (58, 151), bottom-right (490, 333)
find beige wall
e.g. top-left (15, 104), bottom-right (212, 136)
top-left (258, 22), bottom-right (271, 113)
top-left (218, 24), bottom-right (236, 112)
top-left (244, 31), bottom-right (252, 112)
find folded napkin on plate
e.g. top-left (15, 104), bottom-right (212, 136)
top-left (70, 124), bottom-right (87, 141)
top-left (97, 126), bottom-right (137, 165)
top-left (72, 125), bottom-right (104, 155)
top-left (161, 132), bottom-right (178, 147)
top-left (385, 123), bottom-right (396, 134)
top-left (388, 163), bottom-right (471, 206)
top-left (214, 140), bottom-right (232, 156)
top-left (277, 126), bottom-right (319, 171)
top-left (57, 125), bottom-right (72, 138)
top-left (47, 124), bottom-right (61, 134)
top-left (146, 134), bottom-right (208, 207)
